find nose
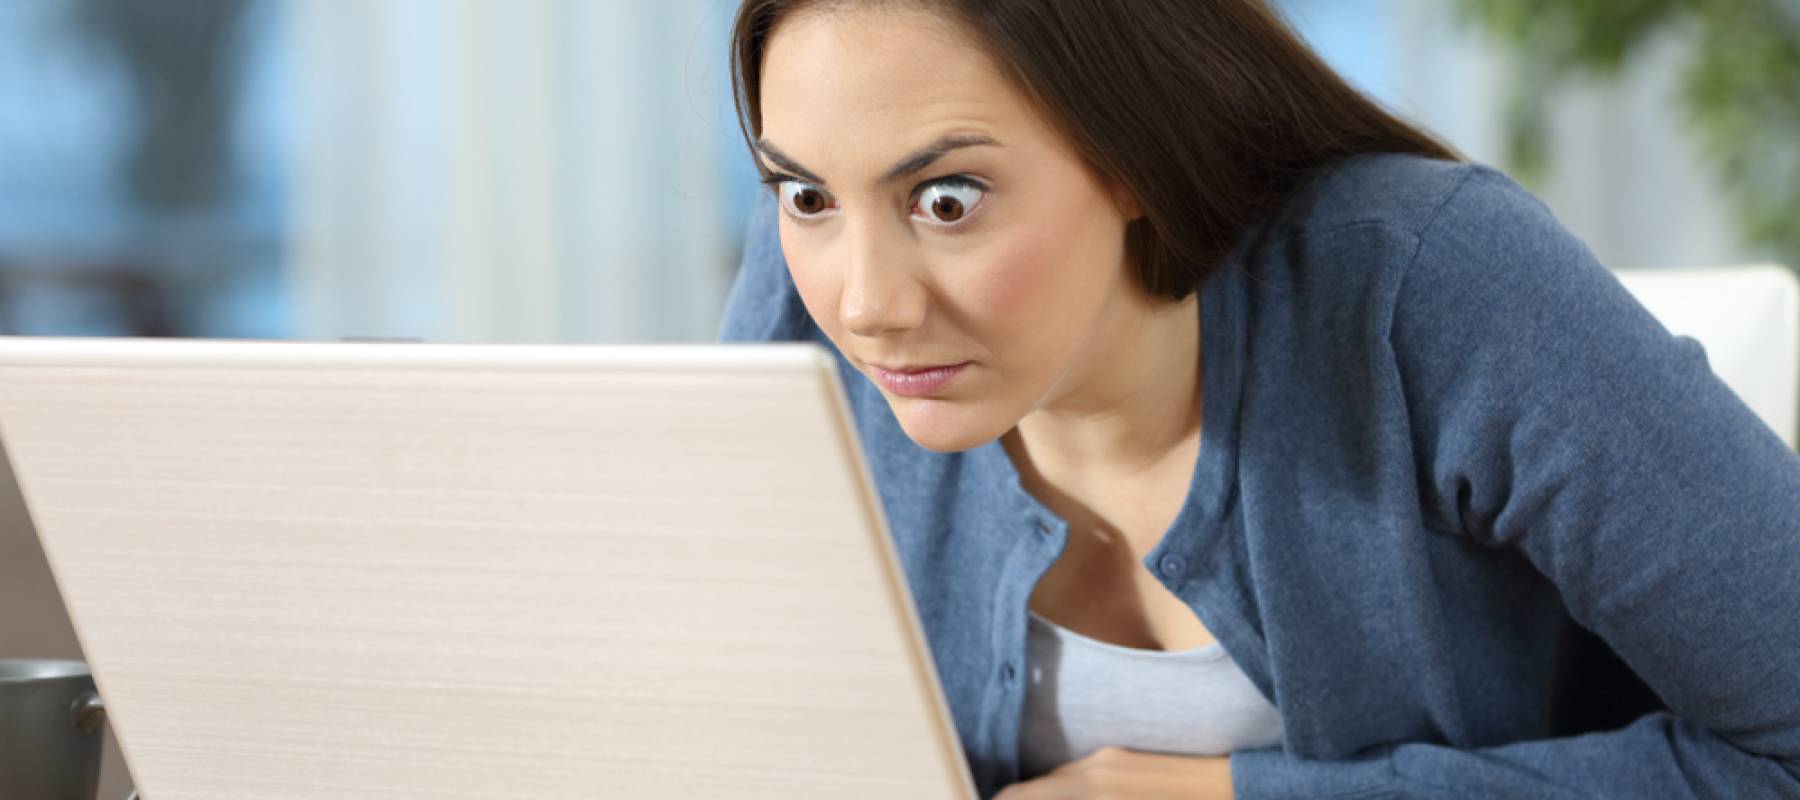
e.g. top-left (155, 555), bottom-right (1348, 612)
top-left (839, 219), bottom-right (927, 337)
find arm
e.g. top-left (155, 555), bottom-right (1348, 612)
top-left (1233, 168), bottom-right (1800, 799)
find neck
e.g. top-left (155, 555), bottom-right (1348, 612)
top-left (1005, 290), bottom-right (1203, 493)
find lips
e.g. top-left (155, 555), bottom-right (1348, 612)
top-left (869, 362), bottom-right (970, 398)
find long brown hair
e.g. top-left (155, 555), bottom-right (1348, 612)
top-left (731, 0), bottom-right (1459, 300)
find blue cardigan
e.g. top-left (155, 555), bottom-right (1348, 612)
top-left (719, 153), bottom-right (1800, 798)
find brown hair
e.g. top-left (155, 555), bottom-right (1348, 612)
top-left (731, 0), bottom-right (1460, 300)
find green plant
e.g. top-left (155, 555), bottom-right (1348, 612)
top-left (1452, 0), bottom-right (1800, 268)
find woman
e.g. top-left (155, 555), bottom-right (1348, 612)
top-left (719, 1), bottom-right (1800, 797)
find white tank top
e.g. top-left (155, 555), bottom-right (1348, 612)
top-left (1018, 610), bottom-right (1284, 779)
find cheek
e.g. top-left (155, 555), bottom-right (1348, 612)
top-left (959, 215), bottom-right (1116, 337)
top-left (964, 237), bottom-right (1044, 318)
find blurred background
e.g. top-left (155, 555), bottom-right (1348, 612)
top-left (0, 0), bottom-right (1793, 344)
top-left (0, 1), bottom-right (1794, 796)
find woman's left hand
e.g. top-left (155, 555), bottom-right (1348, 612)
top-left (992, 746), bottom-right (1234, 799)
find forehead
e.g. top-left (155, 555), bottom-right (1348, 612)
top-left (758, 5), bottom-right (1041, 173)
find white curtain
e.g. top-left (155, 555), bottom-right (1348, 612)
top-left (286, 0), bottom-right (750, 343)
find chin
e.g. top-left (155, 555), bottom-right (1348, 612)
top-left (886, 395), bottom-right (1012, 453)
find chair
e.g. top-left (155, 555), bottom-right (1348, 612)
top-left (1613, 264), bottom-right (1799, 449)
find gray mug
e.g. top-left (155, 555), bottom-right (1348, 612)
top-left (0, 659), bottom-right (107, 800)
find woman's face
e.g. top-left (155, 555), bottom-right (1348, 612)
top-left (758, 5), bottom-right (1140, 452)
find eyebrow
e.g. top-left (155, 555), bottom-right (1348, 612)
top-left (755, 133), bottom-right (1001, 187)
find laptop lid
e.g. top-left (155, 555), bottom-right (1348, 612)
top-left (0, 337), bottom-right (976, 800)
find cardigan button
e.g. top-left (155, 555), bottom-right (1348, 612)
top-left (1000, 662), bottom-right (1018, 683)
top-left (1158, 554), bottom-right (1188, 578)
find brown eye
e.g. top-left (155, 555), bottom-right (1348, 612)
top-left (931, 195), bottom-right (964, 222)
top-left (914, 181), bottom-right (985, 226)
top-left (777, 181), bottom-right (837, 220)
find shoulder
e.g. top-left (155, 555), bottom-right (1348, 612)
top-left (1226, 156), bottom-right (1535, 339)
top-left (1270, 152), bottom-right (1528, 243)
top-left (1225, 152), bottom-right (1642, 426)
top-left (1240, 153), bottom-right (1594, 332)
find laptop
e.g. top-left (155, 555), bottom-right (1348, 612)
top-left (0, 336), bottom-right (977, 799)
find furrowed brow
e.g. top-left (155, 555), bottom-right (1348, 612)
top-left (756, 134), bottom-right (1002, 188)
top-left (878, 134), bottom-right (999, 184)
top-left (754, 140), bottom-right (826, 185)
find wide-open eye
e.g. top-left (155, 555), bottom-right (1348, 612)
top-left (912, 178), bottom-right (986, 226)
top-left (777, 180), bottom-right (838, 220)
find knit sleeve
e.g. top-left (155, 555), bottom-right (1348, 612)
top-left (1232, 167), bottom-right (1800, 798)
